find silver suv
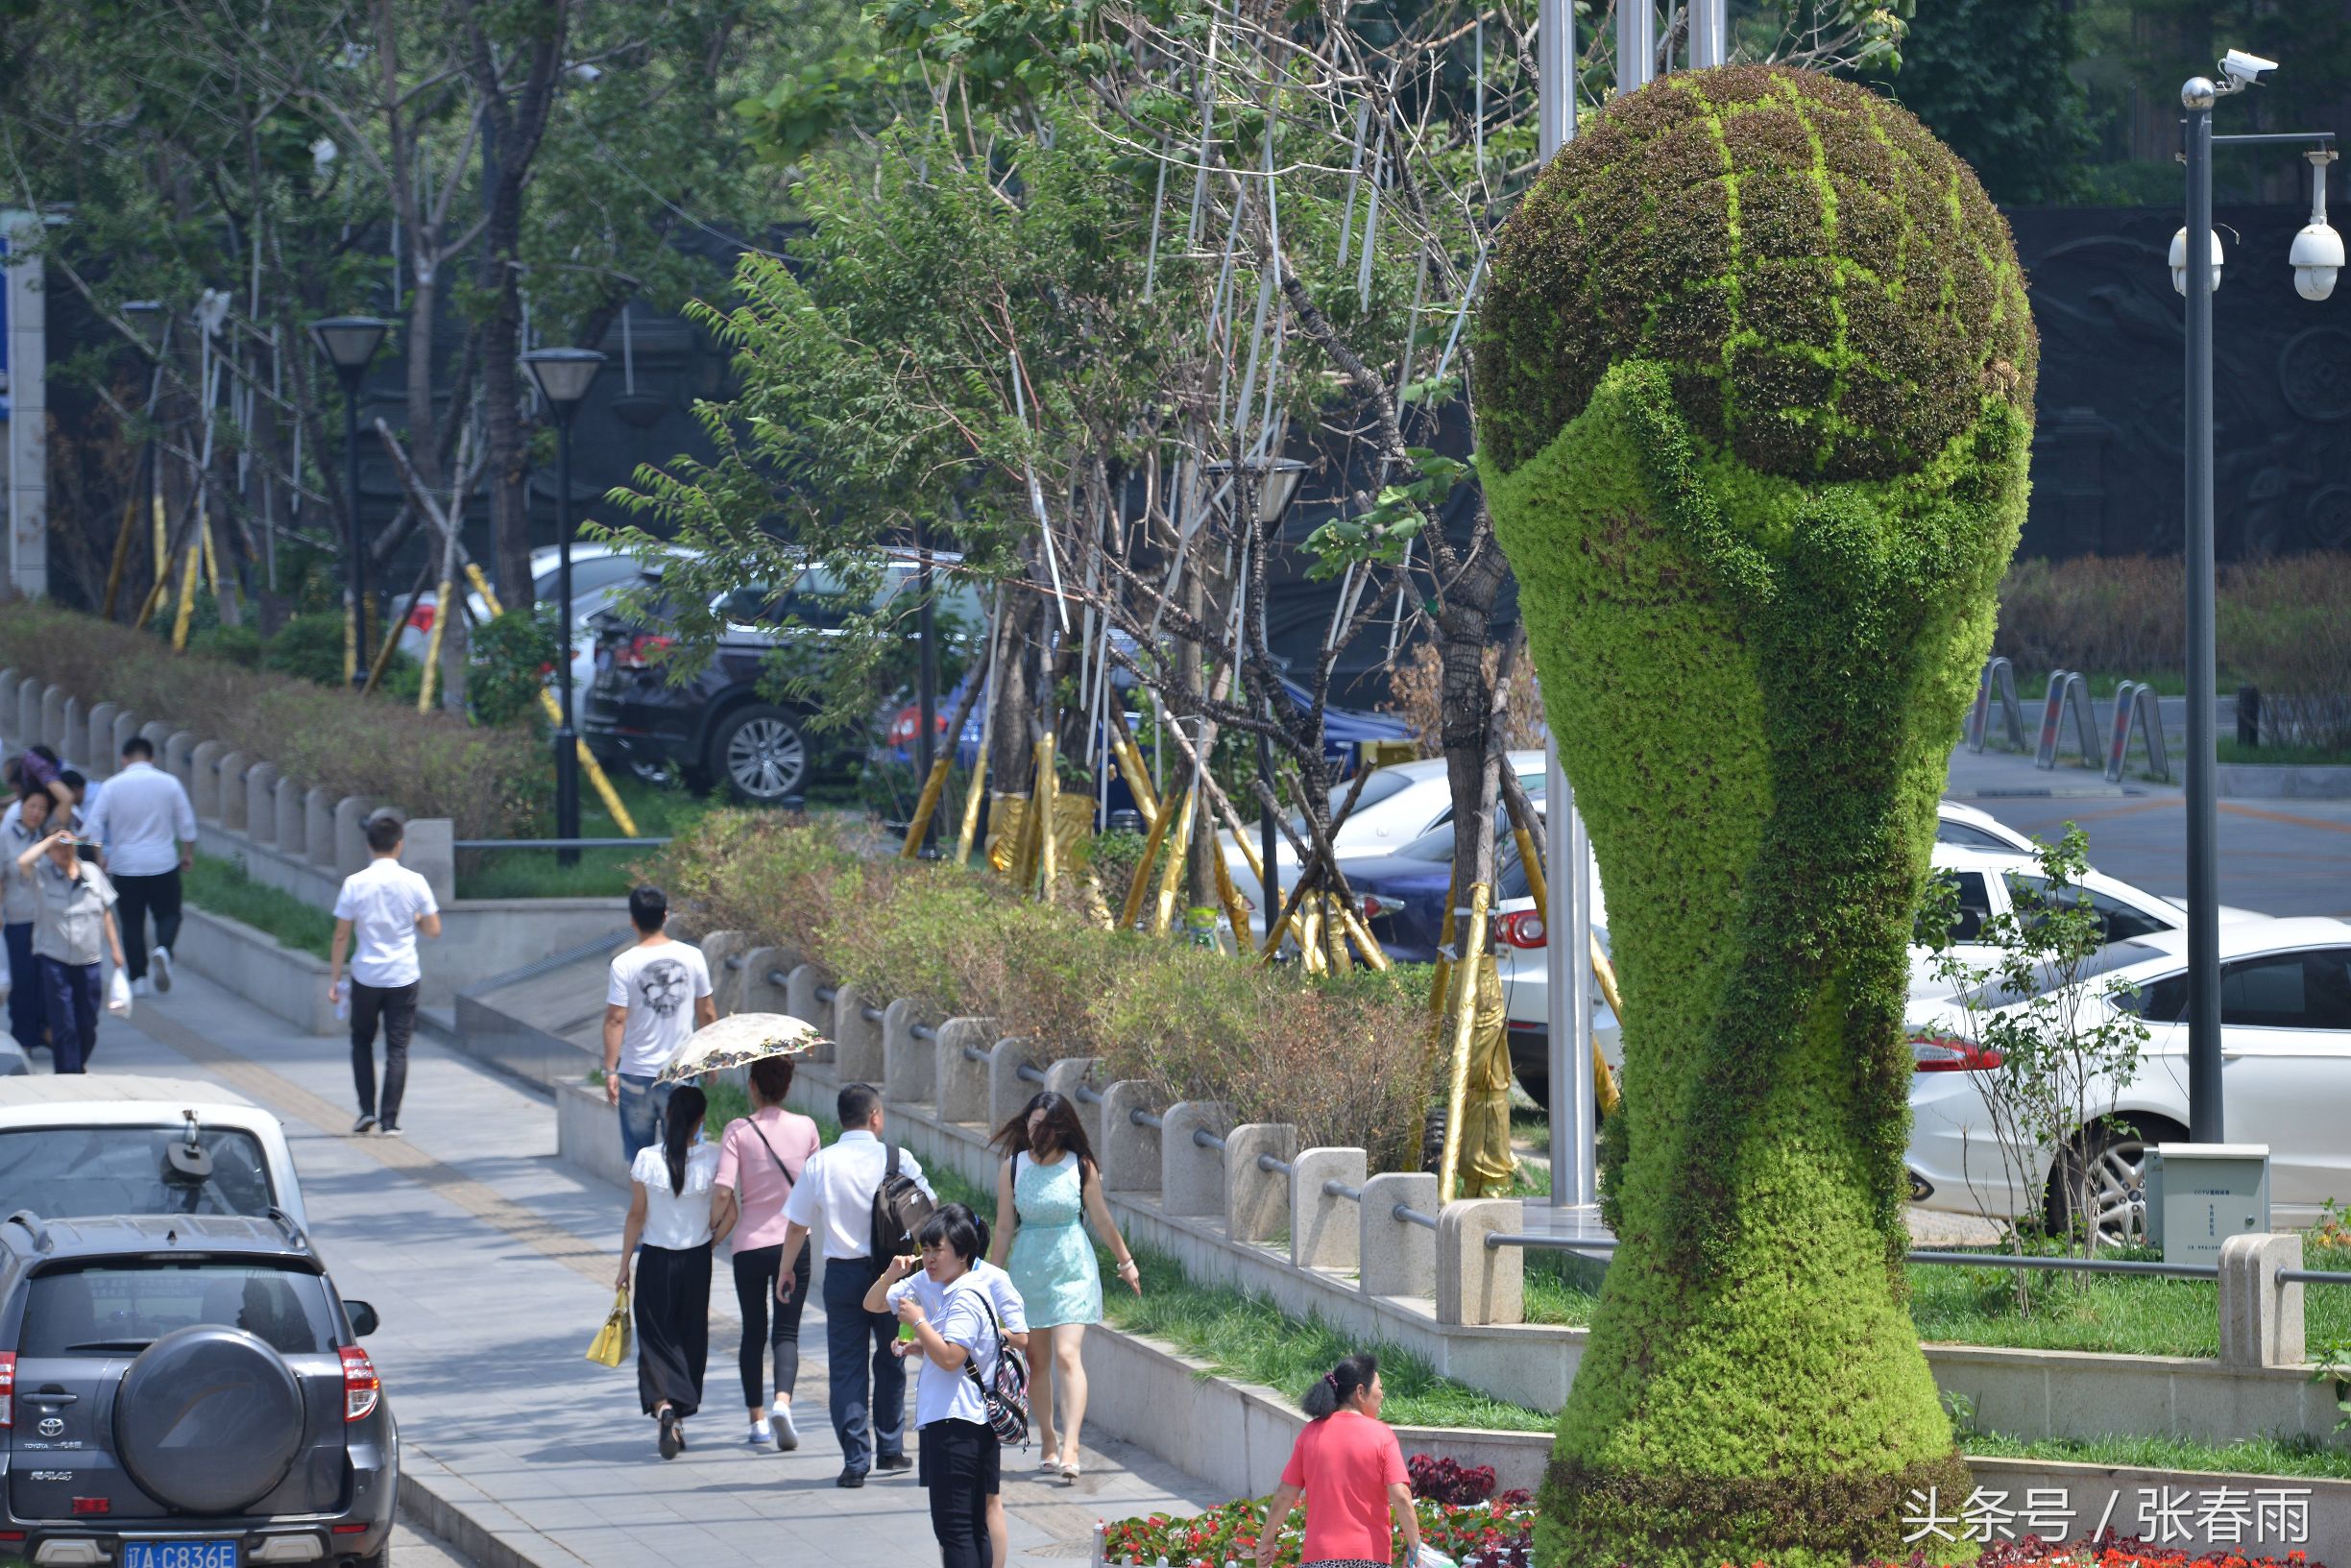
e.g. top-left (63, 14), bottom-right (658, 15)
top-left (0, 1212), bottom-right (395, 1568)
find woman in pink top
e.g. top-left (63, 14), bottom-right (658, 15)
top-left (711, 1056), bottom-right (822, 1451)
top-left (1257, 1354), bottom-right (1426, 1568)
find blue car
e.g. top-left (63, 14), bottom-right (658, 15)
top-left (1344, 816), bottom-right (1537, 964)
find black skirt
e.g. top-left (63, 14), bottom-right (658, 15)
top-left (634, 1242), bottom-right (713, 1418)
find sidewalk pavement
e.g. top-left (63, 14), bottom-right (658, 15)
top-left (62, 970), bottom-right (1224, 1568)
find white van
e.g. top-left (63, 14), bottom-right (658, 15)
top-left (0, 1075), bottom-right (308, 1229)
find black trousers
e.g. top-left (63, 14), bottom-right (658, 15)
top-left (634, 1242), bottom-right (713, 1418)
top-left (111, 869), bottom-right (182, 983)
top-left (918, 1419), bottom-right (999, 1568)
top-left (350, 978), bottom-right (419, 1124)
top-left (730, 1239), bottom-right (812, 1408)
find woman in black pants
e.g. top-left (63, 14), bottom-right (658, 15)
top-left (711, 1057), bottom-right (821, 1448)
top-left (618, 1086), bottom-right (723, 1459)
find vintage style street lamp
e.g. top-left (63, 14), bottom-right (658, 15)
top-left (522, 347), bottom-right (607, 865)
top-left (308, 316), bottom-right (392, 686)
top-left (1208, 455), bottom-right (1307, 952)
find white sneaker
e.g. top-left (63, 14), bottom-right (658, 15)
top-left (132, 977), bottom-right (153, 999)
top-left (768, 1402), bottom-right (799, 1451)
top-left (151, 947), bottom-right (173, 993)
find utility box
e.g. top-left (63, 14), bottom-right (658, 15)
top-left (2146, 1143), bottom-right (2270, 1266)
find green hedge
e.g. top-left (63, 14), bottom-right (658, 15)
top-left (0, 601), bottom-right (541, 839)
top-left (647, 813), bottom-right (1437, 1167)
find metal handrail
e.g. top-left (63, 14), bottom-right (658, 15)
top-left (1484, 1233), bottom-right (1619, 1251)
top-left (962, 1043), bottom-right (990, 1063)
top-left (1475, 1234), bottom-right (2238, 1283)
top-left (1015, 1061), bottom-right (1047, 1084)
top-left (2279, 1267), bottom-right (2351, 1287)
top-left (1256, 1152), bottom-right (1294, 1176)
top-left (860, 1003), bottom-right (885, 1024)
top-left (1130, 1108), bottom-right (1166, 1129)
top-left (452, 836), bottom-right (673, 850)
top-left (724, 953), bottom-right (745, 971)
top-left (765, 970), bottom-right (789, 990)
top-left (1192, 1127), bottom-right (1226, 1152)
top-left (1075, 1083), bottom-right (1103, 1106)
top-left (815, 983), bottom-right (837, 1005)
top-left (910, 1023), bottom-right (937, 1043)
top-left (1322, 1179), bottom-right (1364, 1201)
top-left (1393, 1203), bottom-right (1438, 1232)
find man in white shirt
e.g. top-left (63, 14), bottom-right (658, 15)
top-left (81, 736), bottom-right (196, 998)
top-left (328, 814), bottom-right (443, 1136)
top-left (777, 1083), bottom-right (934, 1488)
top-left (602, 885), bottom-right (715, 1165)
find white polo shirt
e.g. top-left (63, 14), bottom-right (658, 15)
top-left (781, 1128), bottom-right (934, 1260)
top-left (82, 761), bottom-right (195, 878)
top-left (332, 856), bottom-right (440, 988)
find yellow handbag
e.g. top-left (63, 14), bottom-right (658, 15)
top-left (586, 1290), bottom-right (631, 1368)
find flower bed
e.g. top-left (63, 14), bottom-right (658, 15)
top-left (1095, 1499), bottom-right (2327, 1568)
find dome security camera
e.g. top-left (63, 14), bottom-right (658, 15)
top-left (2292, 153), bottom-right (2343, 302)
top-left (2170, 227), bottom-right (2224, 296)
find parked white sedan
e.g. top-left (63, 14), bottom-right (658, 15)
top-left (1903, 917), bottom-right (2351, 1235)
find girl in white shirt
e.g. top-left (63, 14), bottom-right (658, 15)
top-left (618, 1086), bottom-right (731, 1459)
top-left (881, 1207), bottom-right (1011, 1568)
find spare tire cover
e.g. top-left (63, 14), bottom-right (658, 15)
top-left (117, 1325), bottom-right (305, 1513)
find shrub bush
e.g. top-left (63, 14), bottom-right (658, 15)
top-left (1993, 554), bottom-right (2184, 677)
top-left (649, 812), bottom-right (1438, 1164)
top-left (0, 599), bottom-right (540, 838)
top-left (2219, 552), bottom-right (2351, 752)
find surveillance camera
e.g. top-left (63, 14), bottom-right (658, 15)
top-left (2220, 49), bottom-right (2278, 87)
top-left (2292, 223), bottom-right (2343, 301)
top-left (2169, 226), bottom-right (2224, 296)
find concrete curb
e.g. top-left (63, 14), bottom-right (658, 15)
top-left (2218, 761), bottom-right (2351, 799)
top-left (397, 1442), bottom-right (601, 1568)
top-left (173, 905), bottom-right (336, 1036)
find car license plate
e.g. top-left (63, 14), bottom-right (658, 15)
top-left (125, 1541), bottom-right (241, 1568)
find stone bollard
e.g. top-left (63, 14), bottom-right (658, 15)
top-left (113, 711), bottom-right (144, 760)
top-left (1359, 1171), bottom-right (1440, 1299)
top-left (61, 697), bottom-right (87, 769)
top-left (275, 777), bottom-right (306, 858)
top-left (0, 671), bottom-right (20, 741)
top-left (832, 983), bottom-right (886, 1085)
top-left (883, 999), bottom-right (940, 1105)
top-left (332, 798), bottom-right (374, 877)
top-left (39, 686), bottom-right (65, 752)
top-left (14, 680), bottom-right (44, 751)
top-left (1099, 1080), bottom-right (1163, 1194)
top-left (1224, 1122), bottom-right (1299, 1245)
top-left (1160, 1101), bottom-right (1232, 1219)
top-left (786, 965), bottom-right (835, 1063)
top-left (1436, 1197), bottom-right (1525, 1327)
top-left (737, 947), bottom-right (801, 1019)
top-left (190, 742), bottom-right (227, 822)
top-left (2218, 1231), bottom-right (2306, 1370)
top-left (934, 1018), bottom-right (997, 1123)
top-left (304, 788), bottom-right (337, 869)
top-left (1043, 1057), bottom-right (1101, 1148)
top-left (86, 703), bottom-right (122, 774)
top-left (244, 763), bottom-right (281, 845)
top-left (1291, 1147), bottom-right (1369, 1272)
top-left (987, 1037), bottom-right (1043, 1128)
top-left (695, 931), bottom-right (757, 1015)
top-left (401, 817), bottom-right (455, 906)
top-left (139, 719), bottom-right (171, 753)
top-left (217, 753), bottom-right (250, 832)
top-left (166, 733), bottom-right (197, 794)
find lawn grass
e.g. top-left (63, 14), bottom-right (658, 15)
top-left (183, 852), bottom-right (334, 959)
top-left (2011, 669), bottom-right (2192, 699)
top-left (2218, 737), bottom-right (2351, 768)
top-left (455, 777), bottom-right (718, 899)
top-left (1958, 1428), bottom-right (2351, 1481)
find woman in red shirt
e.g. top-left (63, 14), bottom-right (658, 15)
top-left (1256, 1354), bottom-right (1428, 1568)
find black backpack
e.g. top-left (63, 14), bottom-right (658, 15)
top-left (868, 1144), bottom-right (935, 1261)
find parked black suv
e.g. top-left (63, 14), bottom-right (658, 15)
top-left (582, 558), bottom-right (980, 805)
top-left (0, 1212), bottom-right (395, 1568)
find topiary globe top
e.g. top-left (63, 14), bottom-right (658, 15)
top-left (1472, 63), bottom-right (2036, 483)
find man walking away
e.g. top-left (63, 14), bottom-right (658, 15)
top-left (603, 886), bottom-right (715, 1165)
top-left (776, 1083), bottom-right (934, 1488)
top-left (81, 736), bottom-right (195, 998)
top-left (329, 814), bottom-right (442, 1135)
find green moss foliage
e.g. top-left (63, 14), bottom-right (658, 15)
top-left (1471, 64), bottom-right (2036, 483)
top-left (1472, 66), bottom-right (2034, 1568)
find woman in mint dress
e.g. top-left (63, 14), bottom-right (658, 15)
top-left (988, 1091), bottom-right (1140, 1484)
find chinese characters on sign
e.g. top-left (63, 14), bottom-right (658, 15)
top-left (1901, 1485), bottom-right (2312, 1547)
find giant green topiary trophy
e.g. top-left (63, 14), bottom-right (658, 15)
top-left (1470, 64), bottom-right (2036, 1567)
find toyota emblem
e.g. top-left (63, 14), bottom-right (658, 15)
top-left (37, 1416), bottom-right (64, 1437)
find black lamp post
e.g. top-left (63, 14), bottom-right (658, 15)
top-left (522, 346), bottom-right (607, 866)
top-left (121, 302), bottom-right (167, 612)
top-left (915, 516), bottom-right (940, 856)
top-left (308, 316), bottom-right (391, 686)
top-left (1208, 455), bottom-right (1308, 952)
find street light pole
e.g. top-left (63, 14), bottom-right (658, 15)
top-left (917, 517), bottom-right (939, 856)
top-left (2181, 76), bottom-right (2223, 1141)
top-left (522, 347), bottom-right (608, 868)
top-left (307, 317), bottom-right (391, 688)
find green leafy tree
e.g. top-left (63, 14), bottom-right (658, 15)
top-left (1863, 0), bottom-right (2094, 205)
top-left (1474, 63), bottom-right (2035, 1566)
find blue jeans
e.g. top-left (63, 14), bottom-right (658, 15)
top-left (37, 956), bottom-right (100, 1073)
top-left (4, 923), bottom-right (44, 1050)
top-left (616, 1073), bottom-right (673, 1166)
top-left (822, 1254), bottom-right (905, 1474)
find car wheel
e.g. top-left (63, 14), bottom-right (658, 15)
top-left (2045, 1115), bottom-right (2182, 1247)
top-left (708, 704), bottom-right (811, 805)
